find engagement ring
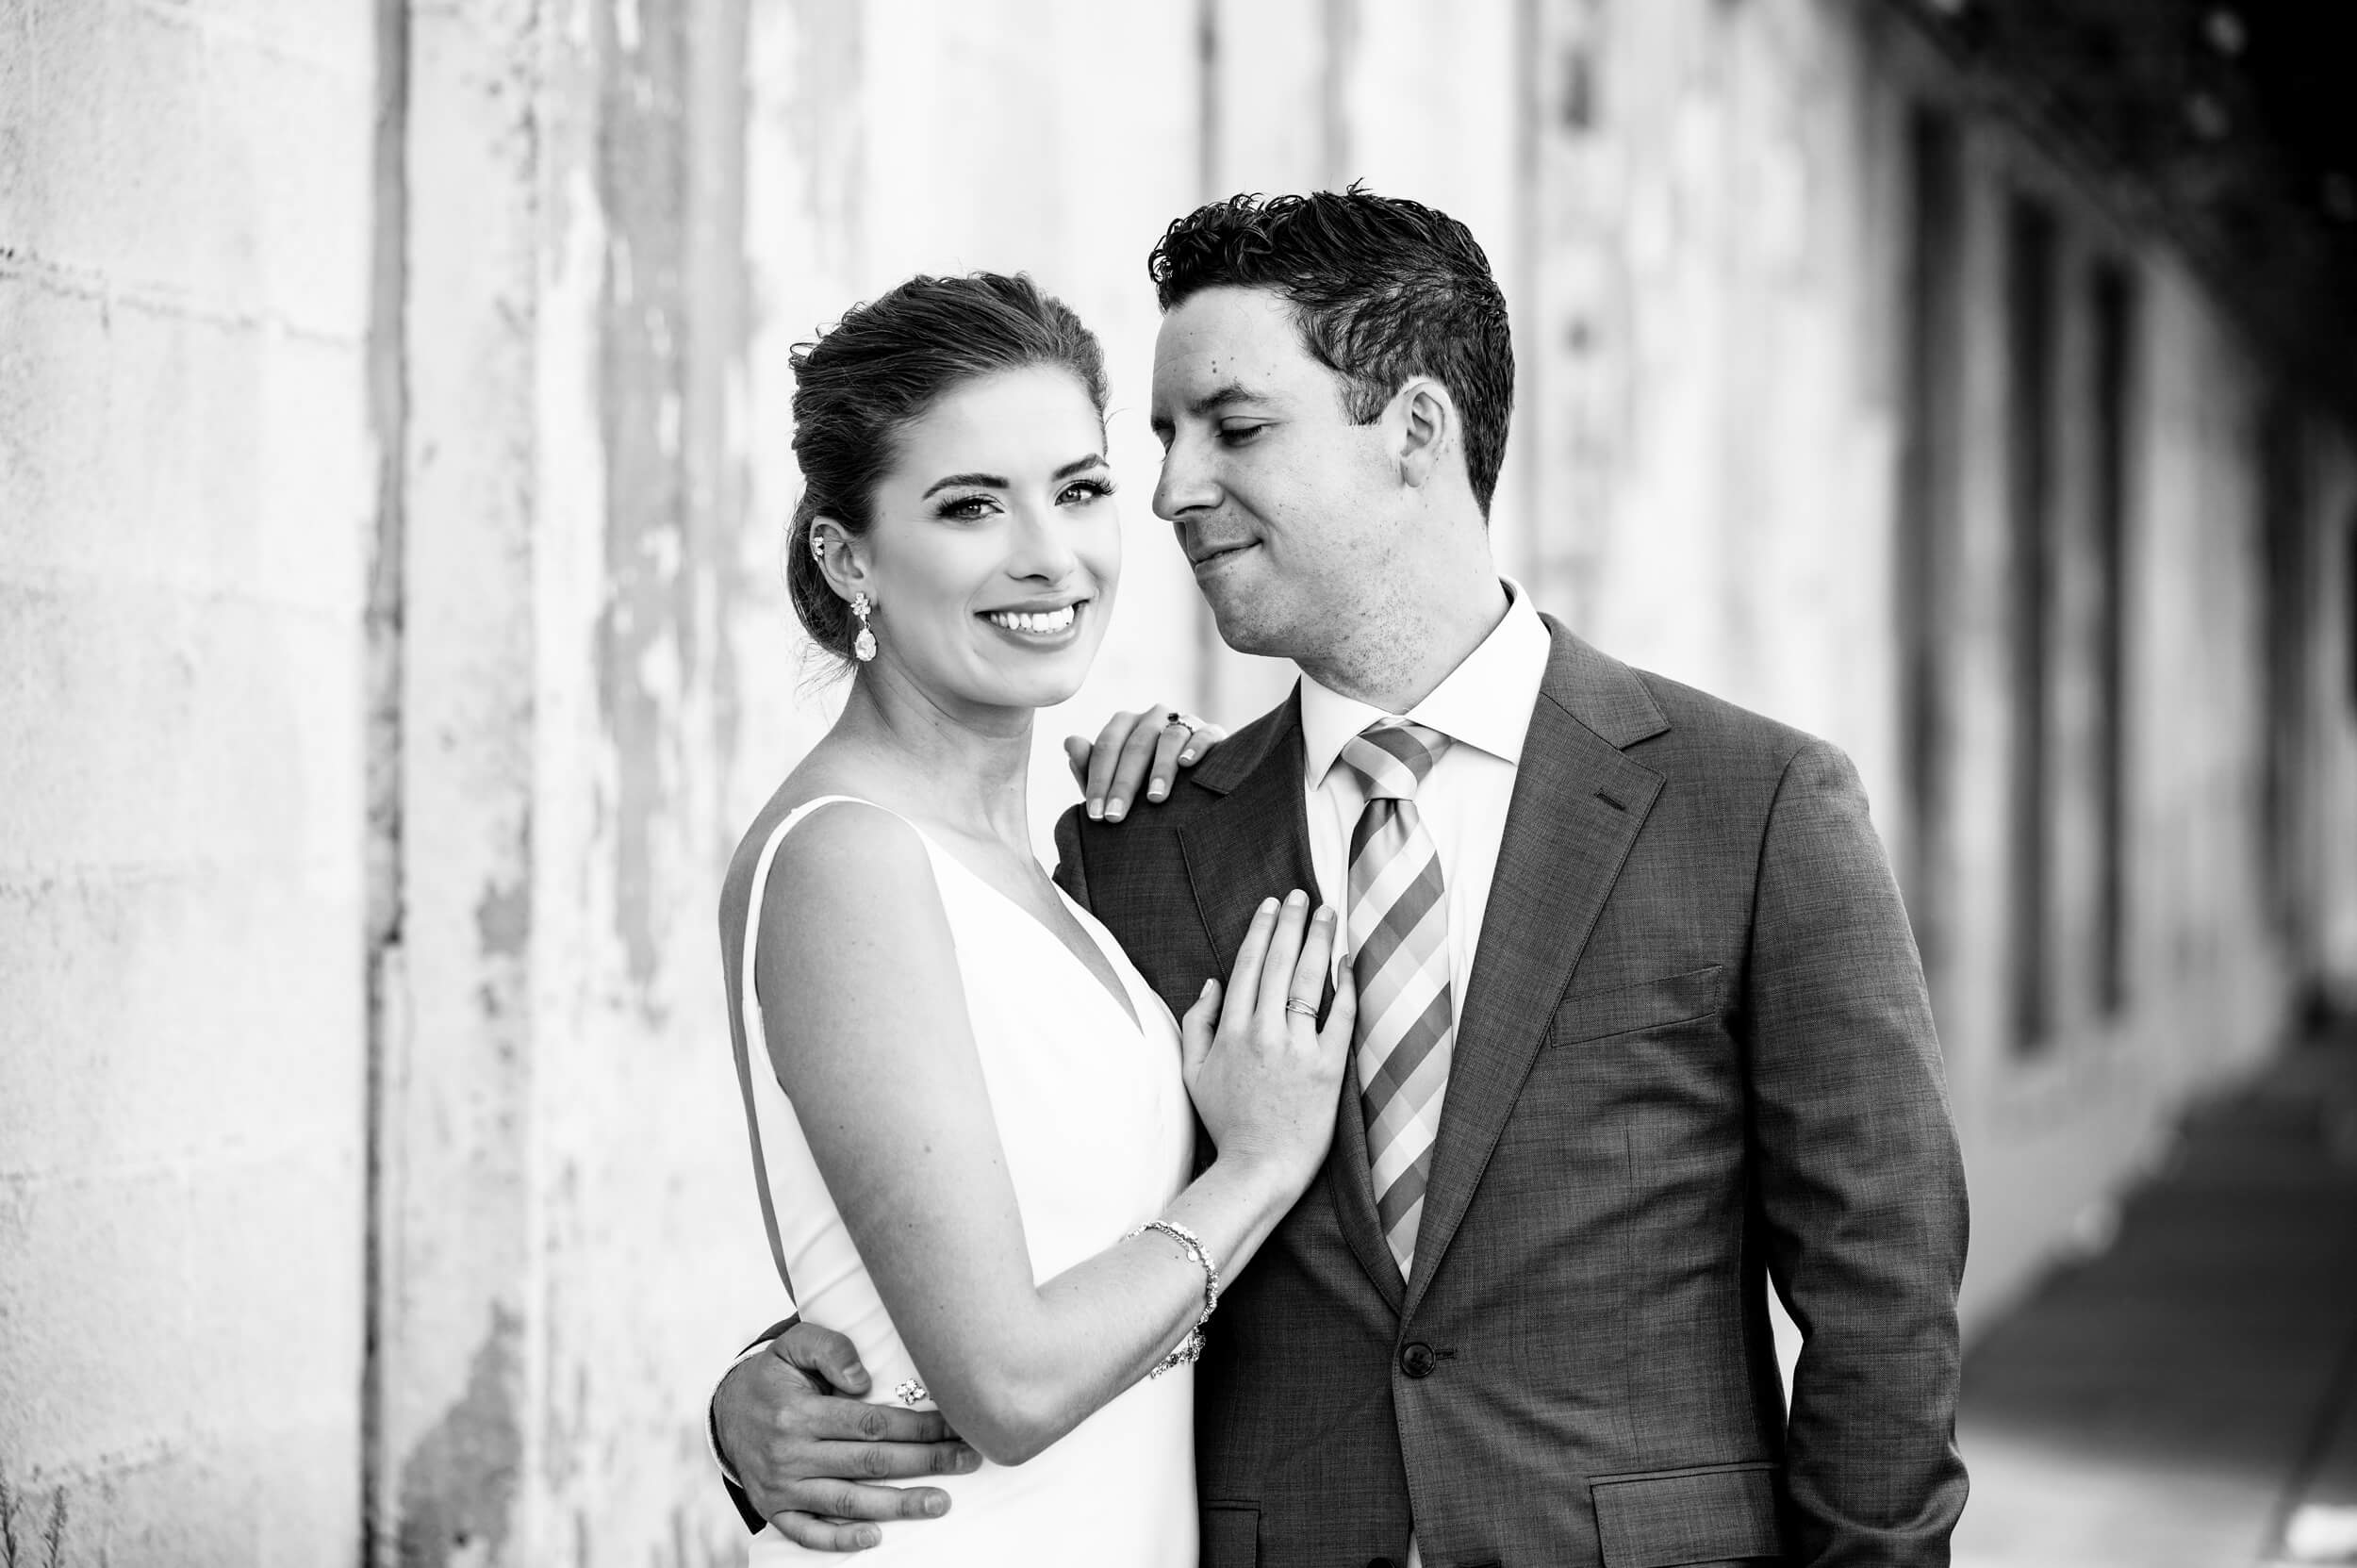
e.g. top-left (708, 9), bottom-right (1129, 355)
top-left (895, 1379), bottom-right (928, 1407)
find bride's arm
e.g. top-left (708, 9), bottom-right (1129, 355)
top-left (758, 802), bottom-right (1346, 1467)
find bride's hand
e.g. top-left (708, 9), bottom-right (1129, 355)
top-left (1178, 890), bottom-right (1356, 1195)
top-left (1062, 705), bottom-right (1228, 822)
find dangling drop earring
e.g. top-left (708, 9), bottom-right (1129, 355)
top-left (850, 593), bottom-right (878, 662)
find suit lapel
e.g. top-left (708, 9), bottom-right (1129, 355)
top-left (1176, 691), bottom-right (1406, 1312)
top-left (1174, 693), bottom-right (1318, 994)
top-left (1401, 621), bottom-right (1667, 1320)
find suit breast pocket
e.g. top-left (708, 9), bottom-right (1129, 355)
top-left (1548, 964), bottom-right (1725, 1048)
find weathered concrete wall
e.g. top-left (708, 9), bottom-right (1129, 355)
top-left (1519, 0), bottom-right (1911, 787)
top-left (0, 1), bottom-right (377, 1562)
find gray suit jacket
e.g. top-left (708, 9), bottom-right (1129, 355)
top-left (1053, 619), bottom-right (1969, 1568)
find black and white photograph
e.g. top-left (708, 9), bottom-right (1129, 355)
top-left (4, 2), bottom-right (2357, 1565)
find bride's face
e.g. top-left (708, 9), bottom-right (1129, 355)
top-left (854, 365), bottom-right (1120, 713)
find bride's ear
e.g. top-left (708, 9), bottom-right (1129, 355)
top-left (810, 518), bottom-right (871, 601)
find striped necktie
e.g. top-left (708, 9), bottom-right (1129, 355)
top-left (1339, 719), bottom-right (1454, 1278)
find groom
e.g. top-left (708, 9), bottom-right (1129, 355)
top-left (714, 189), bottom-right (1969, 1565)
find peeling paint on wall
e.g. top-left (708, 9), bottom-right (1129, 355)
top-left (473, 876), bottom-right (531, 961)
top-left (592, 0), bottom-right (750, 1013)
top-left (395, 1306), bottom-right (523, 1568)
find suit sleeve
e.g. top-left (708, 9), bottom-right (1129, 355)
top-left (1051, 803), bottom-right (1092, 911)
top-left (1743, 738), bottom-right (1970, 1566)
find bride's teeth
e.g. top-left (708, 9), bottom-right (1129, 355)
top-left (991, 605), bottom-right (1076, 634)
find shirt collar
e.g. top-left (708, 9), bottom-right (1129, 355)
top-left (1299, 578), bottom-right (1551, 789)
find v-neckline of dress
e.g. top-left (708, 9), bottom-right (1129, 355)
top-left (904, 823), bottom-right (1146, 1037)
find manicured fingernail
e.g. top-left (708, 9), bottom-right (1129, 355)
top-left (1147, 782), bottom-right (1165, 801)
top-left (1285, 888), bottom-right (1308, 907)
top-left (1178, 749), bottom-right (1196, 764)
top-left (1259, 897), bottom-right (1278, 915)
top-left (1086, 797), bottom-right (1103, 819)
top-left (1106, 798), bottom-right (1126, 820)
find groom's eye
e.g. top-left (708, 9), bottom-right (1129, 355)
top-left (1217, 422), bottom-right (1268, 446)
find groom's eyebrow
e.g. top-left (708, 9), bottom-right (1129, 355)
top-left (1148, 383), bottom-right (1270, 439)
top-left (1191, 384), bottom-right (1268, 417)
top-left (920, 453), bottom-right (1105, 498)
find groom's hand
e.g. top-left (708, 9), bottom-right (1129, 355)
top-left (1063, 705), bottom-right (1227, 822)
top-left (714, 1322), bottom-right (979, 1551)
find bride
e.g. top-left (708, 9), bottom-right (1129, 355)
top-left (718, 271), bottom-right (1354, 1562)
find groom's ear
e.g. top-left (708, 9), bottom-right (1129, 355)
top-left (1391, 376), bottom-right (1457, 494)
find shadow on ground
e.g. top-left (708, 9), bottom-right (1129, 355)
top-left (1953, 1031), bottom-right (2357, 1568)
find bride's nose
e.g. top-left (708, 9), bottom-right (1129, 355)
top-left (1003, 502), bottom-right (1082, 584)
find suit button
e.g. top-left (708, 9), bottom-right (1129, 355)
top-left (1399, 1341), bottom-right (1437, 1378)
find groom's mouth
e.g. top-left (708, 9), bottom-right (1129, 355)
top-left (1188, 540), bottom-right (1258, 574)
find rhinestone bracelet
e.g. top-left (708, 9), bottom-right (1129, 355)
top-left (1129, 1218), bottom-right (1220, 1378)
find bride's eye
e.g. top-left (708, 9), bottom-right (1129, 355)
top-left (933, 493), bottom-right (1001, 521)
top-left (1058, 477), bottom-right (1115, 506)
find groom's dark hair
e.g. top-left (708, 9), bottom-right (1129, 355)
top-left (1146, 185), bottom-right (1514, 516)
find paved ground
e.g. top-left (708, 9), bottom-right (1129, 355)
top-left (1953, 1029), bottom-right (2357, 1568)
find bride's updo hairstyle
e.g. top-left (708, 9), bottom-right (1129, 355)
top-left (786, 272), bottom-right (1111, 664)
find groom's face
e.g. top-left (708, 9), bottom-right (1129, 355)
top-left (1148, 286), bottom-right (1400, 664)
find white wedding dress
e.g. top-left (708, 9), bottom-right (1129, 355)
top-left (734, 796), bottom-right (1197, 1564)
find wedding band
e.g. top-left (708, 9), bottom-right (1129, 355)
top-left (1284, 998), bottom-right (1319, 1017)
top-left (1166, 711), bottom-right (1206, 734)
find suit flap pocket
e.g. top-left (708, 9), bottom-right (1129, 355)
top-left (1591, 1462), bottom-right (1780, 1566)
top-left (1199, 1502), bottom-right (1258, 1567)
top-left (1552, 965), bottom-right (1725, 1047)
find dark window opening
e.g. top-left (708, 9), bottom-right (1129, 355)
top-left (2005, 192), bottom-right (2059, 1054)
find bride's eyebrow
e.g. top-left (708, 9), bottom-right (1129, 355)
top-left (922, 470), bottom-right (1009, 497)
top-left (921, 454), bottom-right (1106, 498)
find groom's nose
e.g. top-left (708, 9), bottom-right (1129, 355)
top-left (1152, 437), bottom-right (1220, 522)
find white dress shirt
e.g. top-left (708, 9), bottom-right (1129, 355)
top-left (1297, 579), bottom-right (1551, 996)
top-left (1295, 578), bottom-right (1550, 1568)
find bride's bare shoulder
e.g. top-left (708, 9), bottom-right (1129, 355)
top-left (719, 766), bottom-right (938, 953)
